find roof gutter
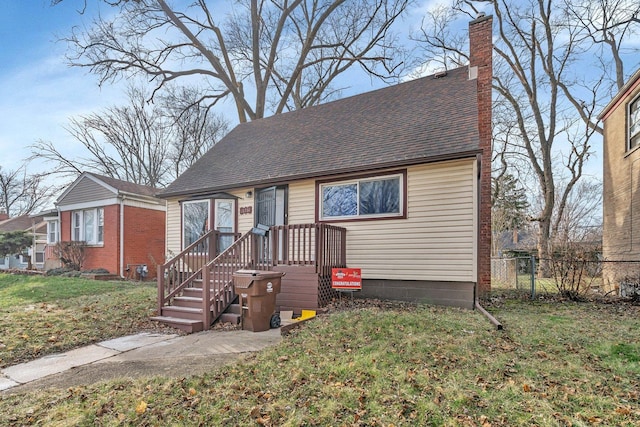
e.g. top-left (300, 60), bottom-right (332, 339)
top-left (158, 149), bottom-right (483, 199)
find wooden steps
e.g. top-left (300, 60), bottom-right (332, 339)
top-left (219, 303), bottom-right (241, 324)
top-left (149, 316), bottom-right (204, 333)
top-left (153, 288), bottom-right (241, 331)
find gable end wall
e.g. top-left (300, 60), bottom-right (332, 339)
top-left (58, 178), bottom-right (115, 207)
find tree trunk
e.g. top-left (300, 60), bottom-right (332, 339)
top-left (537, 219), bottom-right (551, 278)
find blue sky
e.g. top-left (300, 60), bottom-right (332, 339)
top-left (0, 0), bottom-right (412, 177)
top-left (0, 1), bottom-right (124, 173)
top-left (0, 0), bottom-right (616, 189)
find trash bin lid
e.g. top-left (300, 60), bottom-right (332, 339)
top-left (234, 269), bottom-right (285, 279)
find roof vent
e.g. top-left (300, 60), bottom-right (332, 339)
top-left (433, 70), bottom-right (448, 79)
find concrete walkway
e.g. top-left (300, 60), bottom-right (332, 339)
top-left (0, 328), bottom-right (282, 392)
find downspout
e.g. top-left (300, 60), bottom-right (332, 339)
top-left (120, 195), bottom-right (125, 278)
top-left (475, 300), bottom-right (503, 330)
top-left (56, 205), bottom-right (61, 268)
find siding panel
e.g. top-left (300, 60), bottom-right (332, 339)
top-left (166, 198), bottom-right (182, 256)
top-left (287, 159), bottom-right (477, 282)
top-left (58, 176), bottom-right (115, 206)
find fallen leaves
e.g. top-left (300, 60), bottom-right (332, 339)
top-left (135, 400), bottom-right (147, 415)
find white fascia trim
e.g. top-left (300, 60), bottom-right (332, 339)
top-left (57, 198), bottom-right (119, 212)
top-left (122, 196), bottom-right (166, 210)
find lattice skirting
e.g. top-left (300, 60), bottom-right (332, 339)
top-left (318, 275), bottom-right (339, 307)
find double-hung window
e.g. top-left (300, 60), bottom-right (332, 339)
top-left (630, 95), bottom-right (640, 150)
top-left (47, 220), bottom-right (59, 244)
top-left (72, 208), bottom-right (104, 245)
top-left (319, 172), bottom-right (404, 221)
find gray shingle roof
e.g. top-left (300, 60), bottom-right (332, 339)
top-left (86, 172), bottom-right (159, 197)
top-left (0, 214), bottom-right (47, 233)
top-left (161, 66), bottom-right (481, 198)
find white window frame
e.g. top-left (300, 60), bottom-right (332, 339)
top-left (182, 199), bottom-right (211, 249)
top-left (35, 251), bottom-right (45, 264)
top-left (47, 220), bottom-right (59, 244)
top-left (319, 172), bottom-right (404, 221)
top-left (629, 94), bottom-right (640, 150)
top-left (71, 208), bottom-right (104, 245)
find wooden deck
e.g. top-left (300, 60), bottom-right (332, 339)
top-left (154, 224), bottom-right (346, 332)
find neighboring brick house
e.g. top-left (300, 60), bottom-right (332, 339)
top-left (55, 172), bottom-right (166, 279)
top-left (156, 13), bottom-right (493, 327)
top-left (599, 68), bottom-right (640, 293)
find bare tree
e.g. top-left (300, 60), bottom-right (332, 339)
top-left (55, 0), bottom-right (409, 123)
top-left (564, 0), bottom-right (640, 102)
top-left (30, 85), bottom-right (228, 188)
top-left (416, 0), bottom-right (636, 275)
top-left (492, 173), bottom-right (530, 256)
top-left (552, 179), bottom-right (603, 245)
top-left (0, 164), bottom-right (54, 217)
top-left (160, 86), bottom-right (230, 179)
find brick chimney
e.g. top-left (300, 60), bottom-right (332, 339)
top-left (0, 210), bottom-right (8, 222)
top-left (469, 14), bottom-right (493, 295)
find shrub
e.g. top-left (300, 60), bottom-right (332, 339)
top-left (549, 244), bottom-right (601, 300)
top-left (54, 241), bottom-right (86, 271)
top-left (82, 268), bottom-right (110, 275)
top-left (46, 267), bottom-right (75, 276)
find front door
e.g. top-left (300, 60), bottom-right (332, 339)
top-left (255, 186), bottom-right (287, 261)
top-left (255, 186), bottom-right (286, 227)
top-left (214, 199), bottom-right (235, 252)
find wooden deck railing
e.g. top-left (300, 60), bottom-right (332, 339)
top-left (202, 231), bottom-right (272, 326)
top-left (157, 229), bottom-right (239, 314)
top-left (157, 223), bottom-right (346, 329)
top-left (271, 224), bottom-right (346, 274)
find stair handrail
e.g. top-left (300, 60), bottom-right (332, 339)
top-left (157, 229), bottom-right (219, 314)
top-left (202, 230), bottom-right (273, 325)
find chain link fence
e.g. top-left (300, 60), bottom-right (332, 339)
top-left (492, 257), bottom-right (640, 299)
top-left (491, 257), bottom-right (536, 296)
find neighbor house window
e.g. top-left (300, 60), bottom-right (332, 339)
top-left (35, 252), bottom-right (45, 264)
top-left (47, 220), bottom-right (59, 244)
top-left (319, 172), bottom-right (404, 221)
top-left (71, 208), bottom-right (104, 245)
top-left (183, 200), bottom-right (210, 248)
top-left (630, 95), bottom-right (640, 150)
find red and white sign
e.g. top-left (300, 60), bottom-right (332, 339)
top-left (331, 268), bottom-right (362, 290)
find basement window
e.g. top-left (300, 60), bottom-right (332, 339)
top-left (319, 172), bottom-right (405, 221)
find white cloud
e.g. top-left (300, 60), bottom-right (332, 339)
top-left (0, 50), bottom-right (124, 172)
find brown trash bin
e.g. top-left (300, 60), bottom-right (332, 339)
top-left (233, 270), bottom-right (284, 332)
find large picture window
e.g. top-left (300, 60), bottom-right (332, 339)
top-left (183, 200), bottom-right (210, 248)
top-left (71, 208), bottom-right (104, 245)
top-left (319, 172), bottom-right (404, 221)
top-left (630, 96), bottom-right (640, 150)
